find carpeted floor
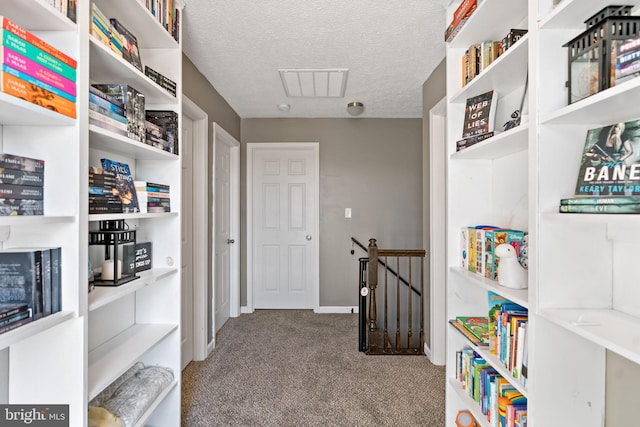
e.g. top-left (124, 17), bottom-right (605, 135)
top-left (181, 310), bottom-right (445, 427)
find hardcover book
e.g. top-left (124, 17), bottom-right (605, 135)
top-left (100, 159), bottom-right (139, 213)
top-left (461, 90), bottom-right (498, 138)
top-left (574, 119), bottom-right (640, 197)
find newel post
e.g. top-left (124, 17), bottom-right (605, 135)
top-left (367, 238), bottom-right (379, 352)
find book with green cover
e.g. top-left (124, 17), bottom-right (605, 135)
top-left (559, 203), bottom-right (640, 214)
top-left (456, 316), bottom-right (489, 344)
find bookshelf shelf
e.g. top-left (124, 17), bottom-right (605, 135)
top-left (448, 0), bottom-right (528, 49)
top-left (541, 308), bottom-right (640, 366)
top-left (0, 93), bottom-right (77, 126)
top-left (451, 267), bottom-right (528, 308)
top-left (89, 125), bottom-right (179, 160)
top-left (450, 35), bottom-right (529, 103)
top-left (89, 211), bottom-right (178, 222)
top-left (88, 267), bottom-right (178, 311)
top-left (133, 381), bottom-right (178, 427)
top-left (451, 123), bottom-right (528, 160)
top-left (449, 379), bottom-right (491, 427)
top-left (0, 311), bottom-right (74, 352)
top-left (0, 215), bottom-right (75, 226)
top-left (87, 323), bottom-right (177, 400)
top-left (89, 38), bottom-right (177, 105)
top-left (2, 0), bottom-right (76, 30)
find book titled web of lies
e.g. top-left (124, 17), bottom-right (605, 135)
top-left (574, 119), bottom-right (640, 197)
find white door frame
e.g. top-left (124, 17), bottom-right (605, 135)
top-left (212, 123), bottom-right (241, 330)
top-left (428, 96), bottom-right (447, 366)
top-left (182, 96), bottom-right (209, 361)
top-left (246, 142), bottom-right (320, 313)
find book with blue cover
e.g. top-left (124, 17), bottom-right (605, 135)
top-left (100, 159), bottom-right (139, 213)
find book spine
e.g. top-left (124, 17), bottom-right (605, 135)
top-left (559, 203), bottom-right (640, 214)
top-left (0, 199), bottom-right (43, 216)
top-left (0, 316), bottom-right (34, 335)
top-left (89, 117), bottom-right (128, 137)
top-left (2, 64), bottom-right (75, 102)
top-left (89, 101), bottom-right (127, 124)
top-left (41, 249), bottom-right (52, 315)
top-left (1, 72), bottom-right (76, 119)
top-left (0, 153), bottom-right (43, 173)
top-left (88, 91), bottom-right (126, 115)
top-left (50, 247), bottom-right (61, 313)
top-left (0, 307), bottom-right (31, 327)
top-left (88, 109), bottom-right (128, 130)
top-left (560, 196), bottom-right (640, 205)
top-left (0, 184), bottom-right (43, 200)
top-left (0, 167), bottom-right (44, 187)
top-left (1, 30), bottom-right (76, 81)
top-left (0, 16), bottom-right (77, 68)
top-left (0, 304), bottom-right (28, 320)
top-left (2, 47), bottom-right (77, 96)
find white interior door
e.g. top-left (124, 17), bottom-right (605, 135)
top-left (248, 143), bottom-right (319, 310)
top-left (181, 115), bottom-right (194, 369)
top-left (213, 123), bottom-right (240, 335)
top-left (214, 132), bottom-right (232, 332)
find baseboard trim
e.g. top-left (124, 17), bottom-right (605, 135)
top-left (240, 306), bottom-right (253, 314)
top-left (314, 306), bottom-right (358, 314)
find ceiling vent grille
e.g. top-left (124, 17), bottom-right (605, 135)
top-left (278, 68), bottom-right (348, 98)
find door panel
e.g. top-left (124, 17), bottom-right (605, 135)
top-left (181, 116), bottom-right (194, 369)
top-left (252, 145), bottom-right (317, 309)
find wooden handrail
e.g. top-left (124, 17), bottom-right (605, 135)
top-left (351, 237), bottom-right (423, 296)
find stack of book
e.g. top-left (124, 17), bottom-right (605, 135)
top-left (93, 84), bottom-right (146, 143)
top-left (135, 181), bottom-right (170, 213)
top-left (89, 166), bottom-right (122, 214)
top-left (143, 0), bottom-right (181, 42)
top-left (43, 0), bottom-right (76, 23)
top-left (145, 110), bottom-right (179, 154)
top-left (145, 65), bottom-right (176, 97)
top-left (91, 3), bottom-right (123, 58)
top-left (444, 0), bottom-right (476, 42)
top-left (1, 16), bottom-right (77, 119)
top-left (0, 247), bottom-right (63, 331)
top-left (0, 153), bottom-right (44, 216)
top-left (89, 85), bottom-right (128, 136)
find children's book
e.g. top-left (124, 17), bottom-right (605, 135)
top-left (456, 316), bottom-right (489, 344)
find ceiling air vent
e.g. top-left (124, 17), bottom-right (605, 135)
top-left (278, 68), bottom-right (348, 98)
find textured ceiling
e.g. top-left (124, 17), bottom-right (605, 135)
top-left (182, 1), bottom-right (448, 118)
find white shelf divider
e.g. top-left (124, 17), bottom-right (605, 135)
top-left (87, 323), bottom-right (177, 400)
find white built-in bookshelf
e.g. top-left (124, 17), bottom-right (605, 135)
top-left (0, 0), bottom-right (183, 425)
top-left (87, 0), bottom-right (183, 426)
top-left (444, 0), bottom-right (640, 425)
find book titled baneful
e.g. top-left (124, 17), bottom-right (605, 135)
top-left (573, 119), bottom-right (640, 197)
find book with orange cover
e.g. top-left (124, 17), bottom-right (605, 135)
top-left (1, 71), bottom-right (76, 118)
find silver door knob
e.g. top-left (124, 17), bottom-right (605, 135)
top-left (306, 235), bottom-right (312, 241)
top-left (227, 238), bottom-right (235, 244)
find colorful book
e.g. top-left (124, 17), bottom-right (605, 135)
top-left (2, 64), bottom-right (75, 102)
top-left (1, 29), bottom-right (76, 81)
top-left (100, 159), bottom-right (139, 213)
top-left (560, 203), bottom-right (640, 214)
top-left (561, 196), bottom-right (640, 205)
top-left (456, 316), bottom-right (490, 344)
top-left (462, 90), bottom-right (498, 138)
top-left (449, 318), bottom-right (489, 347)
top-left (2, 47), bottom-right (76, 96)
top-left (573, 119), bottom-right (640, 197)
top-left (1, 71), bottom-right (76, 118)
top-left (0, 16), bottom-right (76, 68)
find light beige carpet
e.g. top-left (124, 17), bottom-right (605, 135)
top-left (181, 310), bottom-right (445, 427)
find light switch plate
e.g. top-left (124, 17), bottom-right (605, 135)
top-left (345, 208), bottom-right (352, 218)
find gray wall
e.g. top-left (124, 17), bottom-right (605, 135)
top-left (241, 118), bottom-right (423, 307)
top-left (182, 53), bottom-right (240, 341)
top-left (422, 58), bottom-right (446, 351)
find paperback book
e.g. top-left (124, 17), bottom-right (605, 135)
top-left (573, 119), bottom-right (640, 198)
top-left (100, 159), bottom-right (139, 213)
